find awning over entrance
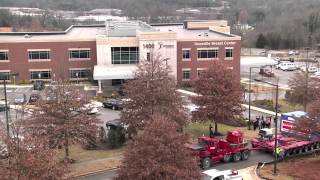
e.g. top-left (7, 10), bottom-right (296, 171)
top-left (93, 65), bottom-right (137, 80)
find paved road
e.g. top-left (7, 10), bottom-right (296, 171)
top-left (80, 150), bottom-right (273, 180)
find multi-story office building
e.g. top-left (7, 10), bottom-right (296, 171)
top-left (0, 20), bottom-right (241, 92)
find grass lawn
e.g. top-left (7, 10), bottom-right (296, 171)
top-left (185, 122), bottom-right (258, 142)
top-left (259, 154), bottom-right (320, 180)
top-left (278, 99), bottom-right (303, 113)
top-left (252, 99), bottom-right (303, 113)
top-left (57, 144), bottom-right (125, 163)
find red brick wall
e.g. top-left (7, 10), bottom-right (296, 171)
top-left (177, 40), bottom-right (241, 84)
top-left (0, 41), bottom-right (97, 81)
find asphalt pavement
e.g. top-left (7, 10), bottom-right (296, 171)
top-left (80, 150), bottom-right (273, 180)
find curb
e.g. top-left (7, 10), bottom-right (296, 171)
top-left (64, 167), bottom-right (119, 179)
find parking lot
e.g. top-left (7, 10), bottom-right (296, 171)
top-left (241, 62), bottom-right (319, 88)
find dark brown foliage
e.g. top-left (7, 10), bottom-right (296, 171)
top-left (296, 97), bottom-right (320, 133)
top-left (23, 82), bottom-right (100, 160)
top-left (121, 55), bottom-right (187, 136)
top-left (191, 62), bottom-right (244, 133)
top-left (0, 124), bottom-right (68, 180)
top-left (288, 70), bottom-right (320, 111)
top-left (116, 114), bottom-right (201, 180)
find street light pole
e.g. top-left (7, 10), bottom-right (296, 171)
top-left (257, 79), bottom-right (280, 175)
top-left (248, 67), bottom-right (252, 130)
top-left (248, 66), bottom-right (264, 130)
top-left (273, 83), bottom-right (279, 175)
top-left (4, 78), bottom-right (9, 138)
top-left (0, 73), bottom-right (19, 138)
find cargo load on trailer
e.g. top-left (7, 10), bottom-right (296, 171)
top-left (251, 111), bottom-right (320, 158)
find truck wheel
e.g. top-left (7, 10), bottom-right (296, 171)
top-left (223, 154), bottom-right (232, 162)
top-left (201, 158), bottom-right (211, 170)
top-left (241, 150), bottom-right (250, 160)
top-left (232, 153), bottom-right (241, 162)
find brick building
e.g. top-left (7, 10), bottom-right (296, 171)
top-left (0, 20), bottom-right (241, 92)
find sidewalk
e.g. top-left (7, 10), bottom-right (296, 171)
top-left (67, 155), bottom-right (123, 178)
top-left (177, 89), bottom-right (281, 117)
top-left (239, 166), bottom-right (261, 180)
top-left (241, 78), bottom-right (290, 90)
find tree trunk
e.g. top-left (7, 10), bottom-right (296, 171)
top-left (64, 138), bottom-right (69, 160)
top-left (214, 122), bottom-right (218, 135)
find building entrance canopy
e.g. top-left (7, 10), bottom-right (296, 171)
top-left (93, 65), bottom-right (137, 80)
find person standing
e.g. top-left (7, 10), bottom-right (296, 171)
top-left (209, 125), bottom-right (214, 138)
top-left (261, 115), bottom-right (265, 129)
top-left (253, 116), bottom-right (258, 131)
top-left (258, 115), bottom-right (262, 130)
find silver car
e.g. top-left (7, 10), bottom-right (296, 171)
top-left (14, 94), bottom-right (27, 104)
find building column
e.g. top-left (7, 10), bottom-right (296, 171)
top-left (98, 80), bottom-right (102, 94)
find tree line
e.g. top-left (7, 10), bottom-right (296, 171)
top-left (224, 0), bottom-right (320, 49)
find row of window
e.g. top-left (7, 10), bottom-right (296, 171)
top-left (0, 49), bottom-right (91, 61)
top-left (0, 69), bottom-right (90, 80)
top-left (182, 48), bottom-right (233, 59)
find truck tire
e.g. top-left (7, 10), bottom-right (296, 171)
top-left (241, 150), bottom-right (250, 160)
top-left (223, 154), bottom-right (232, 162)
top-left (232, 153), bottom-right (241, 162)
top-left (201, 158), bottom-right (211, 170)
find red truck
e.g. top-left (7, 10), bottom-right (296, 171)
top-left (251, 111), bottom-right (320, 157)
top-left (190, 130), bottom-right (254, 169)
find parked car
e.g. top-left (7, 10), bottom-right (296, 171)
top-left (311, 71), bottom-right (320, 79)
top-left (300, 66), bottom-right (318, 73)
top-left (0, 141), bottom-right (8, 159)
top-left (14, 94), bottom-right (27, 104)
top-left (83, 103), bottom-right (99, 115)
top-left (202, 169), bottom-right (243, 180)
top-left (275, 62), bottom-right (298, 71)
top-left (33, 80), bottom-right (45, 91)
top-left (0, 102), bottom-right (8, 112)
top-left (28, 94), bottom-right (41, 104)
top-left (102, 99), bottom-right (123, 110)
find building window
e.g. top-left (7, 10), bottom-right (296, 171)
top-left (146, 52), bottom-right (151, 61)
top-left (70, 69), bottom-right (90, 79)
top-left (182, 69), bottom-right (191, 80)
top-left (112, 47), bottom-right (139, 64)
top-left (30, 71), bottom-right (51, 80)
top-left (28, 51), bottom-right (50, 60)
top-left (69, 49), bottom-right (90, 59)
top-left (197, 69), bottom-right (206, 77)
top-left (0, 51), bottom-right (9, 61)
top-left (198, 49), bottom-right (218, 59)
top-left (226, 48), bottom-right (233, 59)
top-left (182, 50), bottom-right (190, 59)
top-left (0, 72), bottom-right (10, 80)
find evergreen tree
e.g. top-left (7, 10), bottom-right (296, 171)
top-left (256, 33), bottom-right (268, 48)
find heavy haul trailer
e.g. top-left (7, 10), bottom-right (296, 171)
top-left (251, 111), bottom-right (320, 157)
top-left (189, 130), bottom-right (255, 169)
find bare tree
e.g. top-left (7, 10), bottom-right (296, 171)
top-left (116, 113), bottom-right (201, 180)
top-left (0, 122), bottom-right (68, 180)
top-left (191, 62), bottom-right (244, 135)
top-left (23, 81), bottom-right (100, 161)
top-left (121, 54), bottom-right (187, 137)
top-left (288, 65), bottom-right (320, 111)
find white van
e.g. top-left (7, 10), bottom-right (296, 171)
top-left (276, 62), bottom-right (297, 71)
